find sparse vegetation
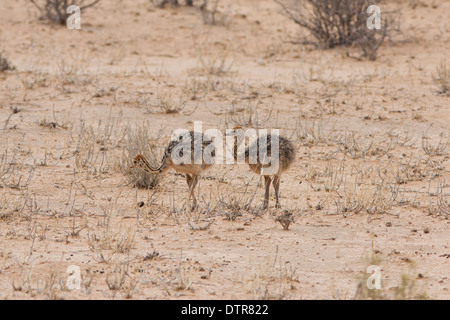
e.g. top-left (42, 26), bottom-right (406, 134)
top-left (274, 0), bottom-right (399, 60)
top-left (201, 0), bottom-right (229, 26)
top-left (0, 0), bottom-right (448, 300)
top-left (274, 210), bottom-right (295, 230)
top-left (150, 0), bottom-right (194, 8)
top-left (421, 128), bottom-right (449, 156)
top-left (119, 124), bottom-right (165, 189)
top-left (354, 250), bottom-right (429, 300)
top-left (0, 53), bottom-right (15, 72)
top-left (433, 60), bottom-right (450, 96)
top-left (29, 0), bottom-right (102, 24)
top-left (151, 93), bottom-right (188, 114)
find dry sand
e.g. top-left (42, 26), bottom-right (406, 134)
top-left (0, 0), bottom-right (449, 299)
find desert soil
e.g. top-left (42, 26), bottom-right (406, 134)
top-left (0, 0), bottom-right (449, 299)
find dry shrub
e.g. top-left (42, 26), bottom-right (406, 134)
top-left (337, 179), bottom-right (397, 215)
top-left (150, 92), bottom-right (187, 114)
top-left (274, 210), bottom-right (295, 230)
top-left (150, 0), bottom-right (194, 8)
top-left (274, 0), bottom-right (399, 60)
top-left (150, 0), bottom-right (226, 26)
top-left (0, 53), bottom-right (15, 72)
top-left (421, 129), bottom-right (449, 156)
top-left (433, 60), bottom-right (450, 96)
top-left (197, 43), bottom-right (233, 76)
top-left (201, 0), bottom-right (229, 26)
top-left (427, 179), bottom-right (449, 218)
top-left (29, 0), bottom-right (101, 25)
top-left (119, 125), bottom-right (164, 189)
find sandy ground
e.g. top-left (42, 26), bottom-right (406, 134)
top-left (0, 0), bottom-right (449, 299)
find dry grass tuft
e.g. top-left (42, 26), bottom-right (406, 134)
top-left (119, 124), bottom-right (165, 189)
top-left (433, 60), bottom-right (450, 96)
top-left (0, 53), bottom-right (15, 72)
top-left (29, 0), bottom-right (101, 25)
top-left (274, 210), bottom-right (295, 230)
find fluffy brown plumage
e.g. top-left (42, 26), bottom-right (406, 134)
top-left (132, 131), bottom-right (215, 209)
top-left (230, 126), bottom-right (296, 209)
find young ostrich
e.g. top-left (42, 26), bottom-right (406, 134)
top-left (229, 126), bottom-right (295, 209)
top-left (132, 131), bottom-right (215, 209)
